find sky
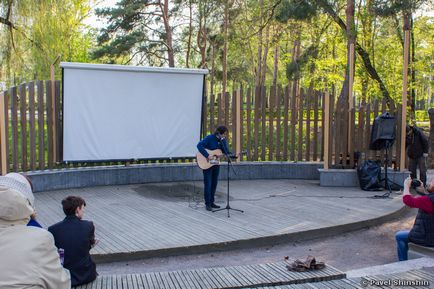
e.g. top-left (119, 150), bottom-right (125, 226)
top-left (84, 0), bottom-right (118, 29)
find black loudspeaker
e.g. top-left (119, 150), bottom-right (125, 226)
top-left (369, 112), bottom-right (396, 150)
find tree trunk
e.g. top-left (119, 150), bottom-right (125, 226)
top-left (338, 0), bottom-right (355, 104)
top-left (222, 0), bottom-right (229, 101)
top-left (403, 11), bottom-right (412, 122)
top-left (197, 1), bottom-right (207, 69)
top-left (272, 38), bottom-right (279, 90)
top-left (410, 16), bottom-right (416, 119)
top-left (162, 0), bottom-right (175, 67)
top-left (360, 0), bottom-right (374, 103)
top-left (261, 25), bottom-right (270, 87)
top-left (186, 0), bottom-right (193, 68)
top-left (255, 0), bottom-right (264, 88)
top-left (292, 28), bottom-right (301, 124)
top-left (210, 43), bottom-right (215, 97)
top-left (289, 24), bottom-right (301, 81)
top-left (317, 0), bottom-right (394, 109)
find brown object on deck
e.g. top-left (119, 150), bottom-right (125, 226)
top-left (286, 255), bottom-right (326, 272)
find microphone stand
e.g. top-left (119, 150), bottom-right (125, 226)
top-left (213, 150), bottom-right (244, 217)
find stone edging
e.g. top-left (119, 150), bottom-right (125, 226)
top-left (27, 162), bottom-right (323, 192)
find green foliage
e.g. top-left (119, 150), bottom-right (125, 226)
top-left (0, 0), bottom-right (433, 113)
top-left (286, 45), bottom-right (318, 80)
top-left (93, 0), bottom-right (181, 66)
top-left (415, 110), bottom-right (429, 122)
top-left (371, 0), bottom-right (427, 16)
top-left (0, 0), bottom-right (94, 86)
top-left (275, 0), bottom-right (317, 22)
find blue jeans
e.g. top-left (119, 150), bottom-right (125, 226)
top-left (203, 165), bottom-right (220, 206)
top-left (395, 230), bottom-right (410, 261)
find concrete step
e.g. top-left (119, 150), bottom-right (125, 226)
top-left (247, 269), bottom-right (434, 288)
top-left (346, 257), bottom-right (434, 278)
top-left (409, 243), bottom-right (434, 259)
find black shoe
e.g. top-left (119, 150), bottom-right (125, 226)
top-left (206, 206), bottom-right (212, 211)
top-left (211, 203), bottom-right (221, 209)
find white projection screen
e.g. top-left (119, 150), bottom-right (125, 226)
top-left (61, 62), bottom-right (208, 162)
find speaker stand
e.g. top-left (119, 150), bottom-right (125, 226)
top-left (374, 142), bottom-right (393, 198)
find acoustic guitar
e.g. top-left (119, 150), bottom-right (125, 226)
top-left (196, 149), bottom-right (223, 170)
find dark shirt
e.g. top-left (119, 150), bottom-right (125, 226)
top-left (406, 127), bottom-right (429, 159)
top-left (48, 215), bottom-right (97, 286)
top-left (197, 134), bottom-right (230, 158)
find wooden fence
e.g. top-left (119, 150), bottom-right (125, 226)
top-left (0, 81), bottom-right (404, 174)
top-left (0, 81), bottom-right (61, 174)
top-left (203, 85), bottom-right (326, 163)
top-left (326, 96), bottom-right (403, 170)
top-left (203, 85), bottom-right (403, 169)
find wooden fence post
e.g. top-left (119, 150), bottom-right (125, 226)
top-left (429, 108), bottom-right (434, 168)
top-left (400, 29), bottom-right (410, 171)
top-left (19, 83), bottom-right (27, 171)
top-left (323, 92), bottom-right (330, 170)
top-left (236, 89), bottom-right (241, 162)
top-left (348, 43), bottom-right (355, 167)
top-left (0, 91), bottom-right (8, 175)
top-left (50, 64), bottom-right (57, 164)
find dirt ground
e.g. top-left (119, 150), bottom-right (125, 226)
top-left (97, 206), bottom-right (417, 275)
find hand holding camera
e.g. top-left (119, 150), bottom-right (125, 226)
top-left (404, 176), bottom-right (412, 189)
top-left (405, 177), bottom-right (426, 195)
top-left (403, 177), bottom-right (426, 196)
top-left (411, 179), bottom-right (422, 189)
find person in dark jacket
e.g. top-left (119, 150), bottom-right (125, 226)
top-left (48, 196), bottom-right (97, 286)
top-left (395, 177), bottom-right (434, 261)
top-left (406, 125), bottom-right (429, 186)
top-left (197, 125), bottom-right (231, 211)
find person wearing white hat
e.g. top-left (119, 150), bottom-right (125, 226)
top-left (0, 173), bottom-right (71, 289)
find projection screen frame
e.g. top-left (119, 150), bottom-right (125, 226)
top-left (60, 62), bottom-right (208, 163)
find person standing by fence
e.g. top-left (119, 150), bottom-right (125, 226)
top-left (406, 125), bottom-right (429, 186)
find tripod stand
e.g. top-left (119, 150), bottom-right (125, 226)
top-left (213, 153), bottom-right (244, 217)
top-left (375, 141), bottom-right (393, 198)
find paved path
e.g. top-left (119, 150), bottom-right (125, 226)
top-left (34, 179), bottom-right (403, 262)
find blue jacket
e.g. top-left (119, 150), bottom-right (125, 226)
top-left (197, 134), bottom-right (230, 158)
top-left (27, 218), bottom-right (42, 228)
top-left (48, 215), bottom-right (97, 286)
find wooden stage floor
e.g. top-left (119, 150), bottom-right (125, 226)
top-left (34, 179), bottom-right (403, 262)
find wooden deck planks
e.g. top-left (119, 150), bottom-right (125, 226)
top-left (79, 264), bottom-right (433, 289)
top-left (36, 180), bottom-right (402, 262)
top-left (211, 267), bottom-right (241, 288)
top-left (75, 262), bottom-right (349, 289)
top-left (208, 267), bottom-right (234, 288)
top-left (169, 270), bottom-right (192, 289)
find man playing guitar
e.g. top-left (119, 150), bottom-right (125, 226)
top-left (197, 125), bottom-right (231, 211)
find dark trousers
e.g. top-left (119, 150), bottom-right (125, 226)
top-left (409, 157), bottom-right (427, 186)
top-left (203, 165), bottom-right (220, 206)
